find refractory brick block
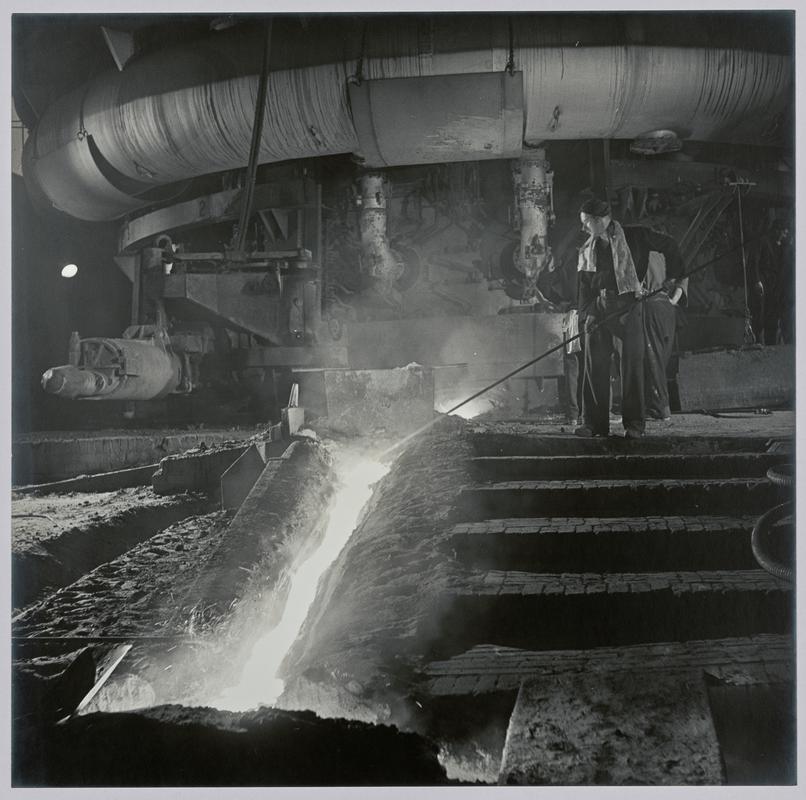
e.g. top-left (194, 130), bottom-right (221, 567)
top-left (677, 345), bottom-right (794, 412)
top-left (499, 671), bottom-right (724, 785)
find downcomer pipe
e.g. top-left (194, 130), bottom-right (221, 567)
top-left (512, 148), bottom-right (554, 301)
top-left (358, 173), bottom-right (402, 298)
top-left (23, 20), bottom-right (792, 222)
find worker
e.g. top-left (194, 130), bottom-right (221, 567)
top-left (643, 250), bottom-right (688, 422)
top-left (751, 218), bottom-right (794, 345)
top-left (537, 229), bottom-right (584, 425)
top-left (574, 198), bottom-right (683, 439)
top-left (560, 309), bottom-right (583, 424)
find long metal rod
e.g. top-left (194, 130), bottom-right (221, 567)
top-left (235, 19), bottom-right (274, 254)
top-left (735, 185), bottom-right (750, 313)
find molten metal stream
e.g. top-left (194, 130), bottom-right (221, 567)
top-left (213, 456), bottom-right (389, 711)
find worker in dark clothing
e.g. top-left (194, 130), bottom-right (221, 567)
top-left (575, 198), bottom-right (683, 439)
top-left (752, 218), bottom-right (794, 345)
top-left (643, 250), bottom-right (687, 421)
top-left (560, 310), bottom-right (583, 424)
top-left (537, 229), bottom-right (585, 424)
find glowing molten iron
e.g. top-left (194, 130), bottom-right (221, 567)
top-left (214, 457), bottom-right (389, 711)
top-left (435, 398), bottom-right (491, 420)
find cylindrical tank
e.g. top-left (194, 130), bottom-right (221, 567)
top-left (41, 337), bottom-right (183, 401)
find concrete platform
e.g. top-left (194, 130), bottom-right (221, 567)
top-left (677, 344), bottom-right (794, 412)
top-left (425, 634), bottom-right (795, 696)
top-left (12, 428), bottom-right (261, 485)
top-left (470, 410), bottom-right (795, 449)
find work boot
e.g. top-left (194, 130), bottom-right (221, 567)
top-left (624, 428), bottom-right (644, 439)
top-left (574, 425), bottom-right (606, 438)
top-left (647, 408), bottom-right (672, 423)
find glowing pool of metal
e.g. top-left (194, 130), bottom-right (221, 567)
top-left (432, 398), bottom-right (491, 420)
top-left (213, 456), bottom-right (390, 711)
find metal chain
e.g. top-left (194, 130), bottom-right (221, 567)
top-left (732, 180), bottom-right (757, 345)
top-left (506, 18), bottom-right (515, 75)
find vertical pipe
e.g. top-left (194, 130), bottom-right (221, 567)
top-left (358, 172), bottom-right (400, 297)
top-left (516, 148), bottom-right (554, 301)
top-left (315, 181), bottom-right (323, 268)
top-left (131, 253), bottom-right (142, 326)
top-left (236, 19), bottom-right (274, 254)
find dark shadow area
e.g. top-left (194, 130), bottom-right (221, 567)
top-left (469, 433), bottom-right (778, 457)
top-left (454, 480), bottom-right (781, 520)
top-left (432, 589), bottom-right (793, 659)
top-left (12, 176), bottom-right (130, 434)
top-left (451, 526), bottom-right (760, 573)
top-left (707, 680), bottom-right (796, 784)
top-left (13, 704), bottom-right (452, 787)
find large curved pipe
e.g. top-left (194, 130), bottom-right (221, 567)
top-left (23, 20), bottom-right (792, 222)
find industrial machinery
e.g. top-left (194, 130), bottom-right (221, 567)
top-left (14, 13), bottom-right (793, 422)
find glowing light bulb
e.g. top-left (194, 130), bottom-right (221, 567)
top-left (61, 263), bottom-right (78, 278)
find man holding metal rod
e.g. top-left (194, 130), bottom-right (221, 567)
top-left (574, 198), bottom-right (684, 439)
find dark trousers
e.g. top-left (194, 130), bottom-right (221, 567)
top-left (644, 296), bottom-right (677, 419)
top-left (582, 292), bottom-right (646, 434)
top-left (562, 350), bottom-right (582, 421)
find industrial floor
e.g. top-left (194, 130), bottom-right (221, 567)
top-left (422, 412), bottom-right (795, 784)
top-left (284, 410), bottom-right (796, 784)
top-left (10, 409), bottom-right (797, 785)
top-left (481, 408), bottom-right (796, 440)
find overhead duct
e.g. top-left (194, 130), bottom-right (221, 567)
top-left (22, 19), bottom-right (792, 222)
top-left (519, 47), bottom-right (790, 146)
top-left (349, 71), bottom-right (524, 167)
